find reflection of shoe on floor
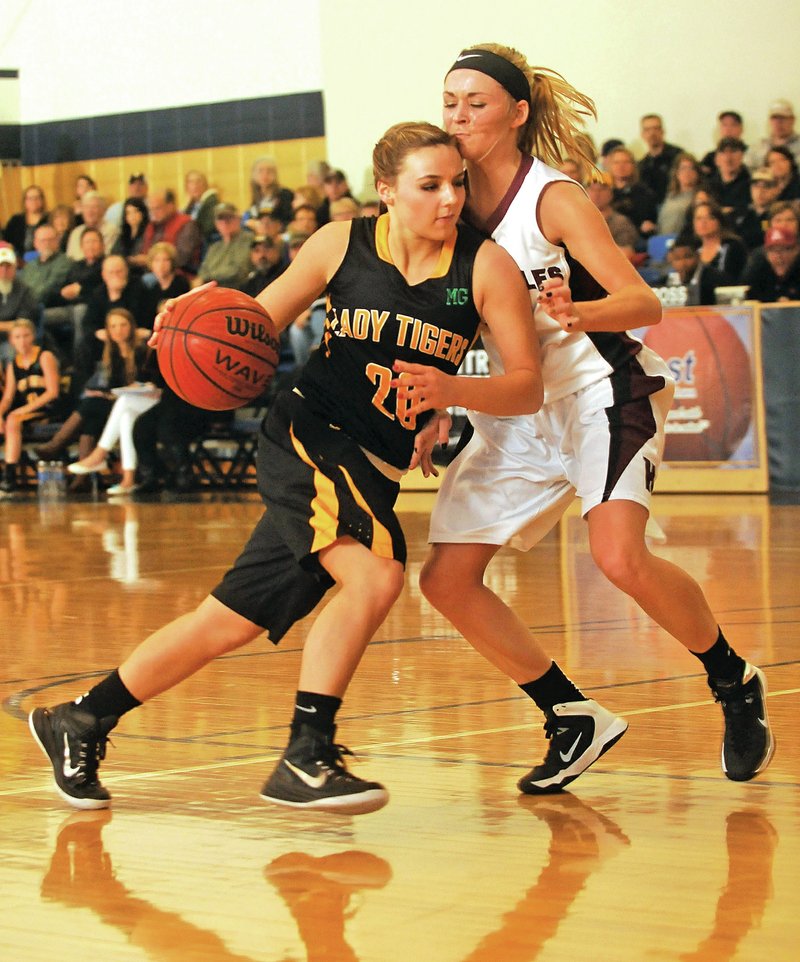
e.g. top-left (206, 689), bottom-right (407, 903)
top-left (517, 792), bottom-right (630, 862)
top-left (264, 851), bottom-right (393, 892)
top-left (41, 810), bottom-right (115, 906)
top-left (260, 724), bottom-right (389, 815)
top-left (518, 700), bottom-right (628, 795)
top-left (709, 664), bottom-right (775, 781)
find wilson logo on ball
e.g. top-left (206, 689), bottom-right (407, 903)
top-left (157, 288), bottom-right (280, 411)
top-left (225, 315), bottom-right (281, 353)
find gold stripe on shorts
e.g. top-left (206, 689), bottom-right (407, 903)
top-left (339, 464), bottom-right (394, 559)
top-left (290, 426), bottom-right (340, 554)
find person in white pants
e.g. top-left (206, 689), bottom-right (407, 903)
top-left (68, 386), bottom-right (161, 494)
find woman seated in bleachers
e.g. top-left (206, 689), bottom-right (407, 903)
top-left (35, 307), bottom-right (149, 490)
top-left (686, 199), bottom-right (748, 282)
top-left (658, 153), bottom-right (703, 236)
top-left (0, 319), bottom-right (60, 495)
top-left (67, 315), bottom-right (160, 496)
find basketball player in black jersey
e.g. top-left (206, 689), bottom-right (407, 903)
top-left (29, 122), bottom-right (543, 815)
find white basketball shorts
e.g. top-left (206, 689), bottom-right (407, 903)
top-left (430, 364), bottom-right (675, 552)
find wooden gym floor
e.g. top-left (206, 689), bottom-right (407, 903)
top-left (0, 490), bottom-right (798, 961)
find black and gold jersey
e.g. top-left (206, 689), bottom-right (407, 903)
top-left (11, 346), bottom-right (50, 410)
top-left (296, 214), bottom-right (486, 470)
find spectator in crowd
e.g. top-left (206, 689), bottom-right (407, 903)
top-left (66, 191), bottom-right (120, 260)
top-left (316, 168), bottom-right (354, 226)
top-left (767, 200), bottom-right (800, 236)
top-left (741, 225), bottom-right (800, 301)
top-left (48, 204), bottom-right (76, 253)
top-left (70, 254), bottom-right (147, 387)
top-left (657, 152), bottom-right (703, 236)
top-left (359, 194), bottom-right (381, 217)
top-left (608, 146), bottom-right (658, 237)
top-left (700, 110), bottom-right (746, 177)
top-left (287, 204), bottom-right (319, 237)
top-left (304, 159), bottom-right (331, 194)
top-left (20, 223), bottom-right (72, 310)
top-left (707, 137), bottom-right (752, 219)
top-left (0, 242), bottom-right (39, 364)
top-left (557, 158), bottom-right (583, 182)
top-left (292, 184), bottom-right (324, 212)
top-left (285, 231), bottom-right (324, 369)
top-left (240, 234), bottom-right (287, 299)
top-left (246, 208), bottom-right (286, 244)
top-left (244, 156), bottom-right (294, 226)
top-left (132, 384), bottom-right (210, 494)
top-left (67, 348), bottom-right (161, 496)
top-left (329, 197), bottom-right (362, 221)
top-left (3, 185), bottom-right (49, 259)
top-left (182, 170), bottom-right (219, 241)
top-left (131, 189), bottom-right (202, 277)
top-left (599, 138), bottom-right (624, 172)
top-left (41, 229), bottom-right (105, 360)
top-left (766, 145), bottom-right (800, 202)
top-left (690, 199), bottom-right (748, 281)
top-left (105, 174), bottom-right (148, 229)
top-left (732, 169), bottom-right (781, 250)
top-left (746, 99), bottom-right (800, 170)
top-left (193, 203), bottom-right (252, 289)
top-left (586, 174), bottom-right (640, 255)
top-left (71, 174), bottom-right (97, 225)
top-left (660, 241), bottom-right (728, 305)
top-left (141, 242), bottom-right (190, 325)
top-left (81, 255), bottom-right (147, 341)
top-left (0, 318), bottom-right (60, 495)
top-left (111, 198), bottom-right (150, 276)
top-left (637, 114), bottom-right (683, 205)
top-left (35, 307), bottom-right (148, 485)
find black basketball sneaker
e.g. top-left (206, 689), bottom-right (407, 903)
top-left (29, 702), bottom-right (117, 809)
top-left (518, 700), bottom-right (628, 794)
top-left (261, 724), bottom-right (388, 815)
top-left (709, 663), bottom-right (775, 781)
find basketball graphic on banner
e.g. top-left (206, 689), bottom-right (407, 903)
top-left (643, 311), bottom-right (752, 461)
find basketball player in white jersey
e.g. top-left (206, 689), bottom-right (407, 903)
top-left (416, 44), bottom-right (774, 790)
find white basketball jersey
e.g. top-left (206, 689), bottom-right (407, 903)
top-left (475, 155), bottom-right (649, 404)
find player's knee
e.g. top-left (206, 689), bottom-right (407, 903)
top-left (367, 558), bottom-right (405, 610)
top-left (591, 542), bottom-right (646, 592)
top-left (419, 554), bottom-right (446, 606)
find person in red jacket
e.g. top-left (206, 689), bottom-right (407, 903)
top-left (129, 189), bottom-right (202, 277)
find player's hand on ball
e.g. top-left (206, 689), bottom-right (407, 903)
top-left (539, 276), bottom-right (581, 332)
top-left (409, 410), bottom-right (451, 477)
top-left (392, 361), bottom-right (453, 417)
top-left (148, 282), bottom-right (218, 348)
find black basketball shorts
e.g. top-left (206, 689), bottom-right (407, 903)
top-left (211, 390), bottom-right (406, 643)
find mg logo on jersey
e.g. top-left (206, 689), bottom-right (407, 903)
top-left (445, 287), bottom-right (468, 306)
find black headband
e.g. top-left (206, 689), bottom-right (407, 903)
top-left (446, 48), bottom-right (531, 105)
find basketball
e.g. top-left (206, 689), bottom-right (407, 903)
top-left (643, 310), bottom-right (752, 461)
top-left (157, 287), bottom-right (280, 410)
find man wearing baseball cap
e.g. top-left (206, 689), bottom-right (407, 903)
top-left (742, 225), bottom-right (800, 301)
top-left (0, 242), bottom-right (39, 363)
top-left (746, 99), bottom-right (800, 170)
top-left (192, 203), bottom-right (252, 289)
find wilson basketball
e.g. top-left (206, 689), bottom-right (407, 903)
top-left (643, 310), bottom-right (752, 461)
top-left (157, 287), bottom-right (280, 410)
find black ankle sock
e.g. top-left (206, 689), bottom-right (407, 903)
top-left (519, 662), bottom-right (586, 712)
top-left (77, 669), bottom-right (142, 720)
top-left (691, 629), bottom-right (746, 682)
top-left (290, 690), bottom-right (342, 739)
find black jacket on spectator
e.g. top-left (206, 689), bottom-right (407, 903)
top-left (742, 250), bottom-right (800, 302)
top-left (707, 168), bottom-right (752, 218)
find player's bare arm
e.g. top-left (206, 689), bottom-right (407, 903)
top-left (539, 182), bottom-right (661, 333)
